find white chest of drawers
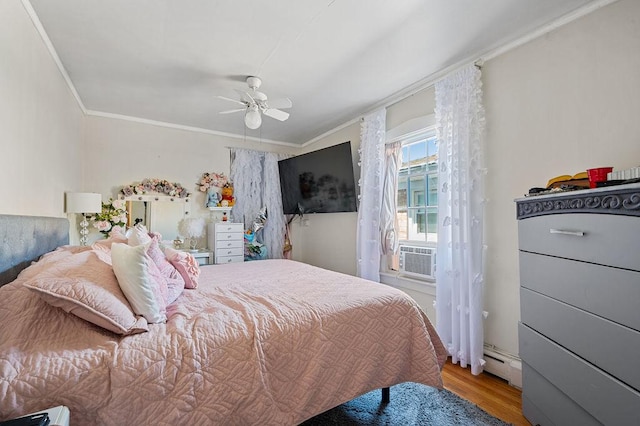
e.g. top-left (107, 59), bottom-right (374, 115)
top-left (208, 222), bottom-right (244, 264)
top-left (516, 183), bottom-right (640, 426)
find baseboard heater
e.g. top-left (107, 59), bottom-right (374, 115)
top-left (483, 344), bottom-right (522, 389)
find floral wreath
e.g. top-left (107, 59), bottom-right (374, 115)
top-left (121, 178), bottom-right (189, 198)
top-left (198, 172), bottom-right (229, 192)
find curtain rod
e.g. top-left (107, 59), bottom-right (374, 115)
top-left (224, 146), bottom-right (279, 154)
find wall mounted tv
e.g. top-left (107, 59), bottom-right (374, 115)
top-left (278, 141), bottom-right (358, 214)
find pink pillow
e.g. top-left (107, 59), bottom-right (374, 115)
top-left (23, 250), bottom-right (148, 335)
top-left (146, 239), bottom-right (185, 304)
top-left (164, 247), bottom-right (200, 289)
top-left (92, 232), bottom-right (128, 266)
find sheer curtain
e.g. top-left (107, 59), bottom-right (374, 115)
top-left (356, 108), bottom-right (386, 281)
top-left (230, 148), bottom-right (288, 259)
top-left (381, 141), bottom-right (402, 256)
top-left (435, 64), bottom-right (486, 375)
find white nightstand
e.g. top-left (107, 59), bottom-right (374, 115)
top-left (179, 249), bottom-right (213, 265)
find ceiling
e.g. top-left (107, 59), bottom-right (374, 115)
top-left (28, 0), bottom-right (599, 145)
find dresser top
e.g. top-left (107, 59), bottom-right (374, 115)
top-left (515, 182), bottom-right (640, 219)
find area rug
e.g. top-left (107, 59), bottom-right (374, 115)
top-left (301, 382), bottom-right (511, 425)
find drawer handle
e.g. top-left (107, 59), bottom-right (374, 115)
top-left (550, 228), bottom-right (585, 237)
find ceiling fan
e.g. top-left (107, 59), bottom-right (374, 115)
top-left (218, 76), bottom-right (292, 130)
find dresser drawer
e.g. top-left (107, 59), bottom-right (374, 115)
top-left (519, 323), bottom-right (640, 425)
top-left (215, 223), bottom-right (244, 233)
top-left (522, 363), bottom-right (600, 426)
top-left (518, 213), bottom-right (640, 270)
top-left (216, 247), bottom-right (243, 257)
top-left (213, 239), bottom-right (243, 249)
top-left (215, 232), bottom-right (243, 242)
top-left (216, 255), bottom-right (244, 264)
top-left (521, 288), bottom-right (640, 391)
top-left (519, 251), bottom-right (640, 332)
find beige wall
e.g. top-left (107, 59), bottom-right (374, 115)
top-left (0, 1), bottom-right (84, 218)
top-left (482, 0), bottom-right (640, 355)
top-left (83, 115), bottom-right (297, 243)
top-left (289, 122), bottom-right (360, 275)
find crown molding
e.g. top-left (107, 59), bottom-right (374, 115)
top-left (85, 110), bottom-right (300, 148)
top-left (23, 0), bottom-right (620, 150)
top-left (300, 0), bottom-right (621, 147)
top-left (21, 0), bottom-right (87, 114)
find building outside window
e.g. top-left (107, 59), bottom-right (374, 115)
top-left (396, 132), bottom-right (438, 244)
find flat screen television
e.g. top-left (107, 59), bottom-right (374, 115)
top-left (278, 141), bottom-right (358, 214)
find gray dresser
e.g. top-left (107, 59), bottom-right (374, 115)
top-left (516, 183), bottom-right (640, 426)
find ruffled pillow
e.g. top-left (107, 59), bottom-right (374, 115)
top-left (23, 250), bottom-right (148, 335)
top-left (147, 238), bottom-right (185, 304)
top-left (111, 242), bottom-right (167, 323)
top-left (164, 247), bottom-right (200, 289)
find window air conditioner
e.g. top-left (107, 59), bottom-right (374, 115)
top-left (399, 245), bottom-right (436, 280)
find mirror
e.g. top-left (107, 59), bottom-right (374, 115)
top-left (122, 195), bottom-right (191, 240)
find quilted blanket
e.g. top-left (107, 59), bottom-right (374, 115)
top-left (0, 258), bottom-right (446, 425)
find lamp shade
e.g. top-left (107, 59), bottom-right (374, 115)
top-left (66, 192), bottom-right (102, 214)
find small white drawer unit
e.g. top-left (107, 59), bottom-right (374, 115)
top-left (179, 250), bottom-right (213, 266)
top-left (208, 222), bottom-right (244, 264)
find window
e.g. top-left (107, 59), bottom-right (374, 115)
top-left (385, 127), bottom-right (438, 278)
top-left (396, 131), bottom-right (438, 244)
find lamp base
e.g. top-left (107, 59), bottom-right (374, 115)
top-left (79, 214), bottom-right (90, 246)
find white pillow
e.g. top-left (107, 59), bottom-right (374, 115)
top-left (127, 223), bottom-right (152, 247)
top-left (111, 242), bottom-right (166, 323)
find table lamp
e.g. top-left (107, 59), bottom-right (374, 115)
top-left (66, 192), bottom-right (102, 245)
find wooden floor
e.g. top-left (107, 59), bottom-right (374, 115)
top-left (441, 360), bottom-right (531, 426)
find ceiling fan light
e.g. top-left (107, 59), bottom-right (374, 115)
top-left (244, 108), bottom-right (262, 129)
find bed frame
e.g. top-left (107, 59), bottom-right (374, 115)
top-left (0, 215), bottom-right (69, 287)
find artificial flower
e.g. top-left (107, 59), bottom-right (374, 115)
top-left (91, 198), bottom-right (127, 238)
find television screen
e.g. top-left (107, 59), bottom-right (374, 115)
top-left (278, 141), bottom-right (358, 214)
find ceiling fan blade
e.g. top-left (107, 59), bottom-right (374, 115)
top-left (217, 95), bottom-right (246, 107)
top-left (219, 108), bottom-right (246, 114)
top-left (267, 98), bottom-right (292, 109)
top-left (234, 89), bottom-right (256, 104)
top-left (263, 108), bottom-right (290, 121)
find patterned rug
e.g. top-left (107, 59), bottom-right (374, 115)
top-left (301, 382), bottom-right (511, 425)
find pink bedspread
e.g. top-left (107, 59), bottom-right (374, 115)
top-left (0, 259), bottom-right (446, 425)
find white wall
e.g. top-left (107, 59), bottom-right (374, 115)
top-left (482, 0), bottom-right (640, 356)
top-left (83, 115), bottom-right (297, 243)
top-left (289, 122), bottom-right (361, 275)
top-left (0, 1), bottom-right (84, 218)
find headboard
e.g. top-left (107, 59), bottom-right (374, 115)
top-left (0, 215), bottom-right (69, 287)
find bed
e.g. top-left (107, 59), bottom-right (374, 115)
top-left (0, 214), bottom-right (446, 425)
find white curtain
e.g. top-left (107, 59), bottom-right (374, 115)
top-left (381, 141), bottom-right (402, 256)
top-left (435, 64), bottom-right (486, 375)
top-left (356, 108), bottom-right (386, 281)
top-left (230, 148), bottom-right (288, 259)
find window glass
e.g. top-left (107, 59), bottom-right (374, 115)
top-left (385, 129), bottom-right (438, 276)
